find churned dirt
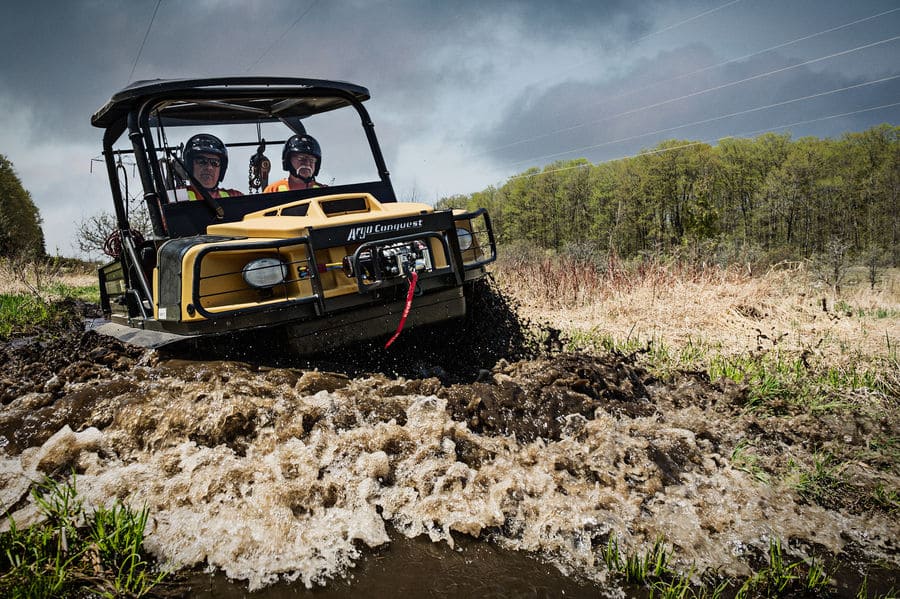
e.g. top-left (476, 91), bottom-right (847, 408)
top-left (1, 282), bottom-right (898, 593)
top-left (1, 289), bottom-right (895, 517)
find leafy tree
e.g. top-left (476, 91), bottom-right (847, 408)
top-left (438, 125), bottom-right (898, 268)
top-left (0, 154), bottom-right (45, 258)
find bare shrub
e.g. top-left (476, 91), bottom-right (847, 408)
top-left (75, 208), bottom-right (153, 260)
top-left (810, 239), bottom-right (851, 295)
top-left (0, 255), bottom-right (95, 299)
top-left (0, 255), bottom-right (61, 301)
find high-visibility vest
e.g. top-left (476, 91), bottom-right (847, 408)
top-left (186, 187), bottom-right (241, 201)
top-left (263, 179), bottom-right (326, 193)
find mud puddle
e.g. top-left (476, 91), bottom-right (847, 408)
top-left (1, 293), bottom-right (898, 595)
top-left (185, 529), bottom-right (604, 598)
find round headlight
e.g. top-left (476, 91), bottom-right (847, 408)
top-left (243, 257), bottom-right (288, 289)
top-left (456, 227), bottom-right (473, 251)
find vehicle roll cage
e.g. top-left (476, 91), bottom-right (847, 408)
top-left (94, 78), bottom-right (396, 242)
top-left (92, 77), bottom-right (400, 314)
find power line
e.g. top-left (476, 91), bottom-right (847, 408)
top-left (632, 7), bottom-right (900, 99)
top-left (553, 0), bottom-right (745, 80)
top-left (508, 141), bottom-right (711, 180)
top-left (245, 0), bottom-right (321, 71)
top-left (506, 73), bottom-right (900, 167)
top-left (540, 7), bottom-right (900, 142)
top-left (729, 100), bottom-right (900, 139)
top-left (587, 35), bottom-right (900, 123)
top-left (128, 0), bottom-right (162, 84)
top-left (506, 102), bottom-right (900, 182)
top-left (635, 0), bottom-right (745, 44)
top-left (483, 33), bottom-right (900, 159)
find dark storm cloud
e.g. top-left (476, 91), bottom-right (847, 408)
top-left (1, 0), bottom-right (897, 255)
top-left (0, 0), bottom-right (658, 141)
top-left (477, 33), bottom-right (900, 173)
top-left (0, 2), bottom-right (276, 140)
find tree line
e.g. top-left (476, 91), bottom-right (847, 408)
top-left (0, 154), bottom-right (45, 258)
top-left (438, 124), bottom-right (899, 267)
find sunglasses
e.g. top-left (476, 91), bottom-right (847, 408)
top-left (194, 158), bottom-right (221, 168)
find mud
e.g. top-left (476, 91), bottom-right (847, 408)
top-left (0, 295), bottom-right (898, 594)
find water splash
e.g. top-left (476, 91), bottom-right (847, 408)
top-left (2, 354), bottom-right (897, 590)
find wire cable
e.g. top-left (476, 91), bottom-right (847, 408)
top-left (506, 102), bottom-right (900, 182)
top-left (553, 0), bottom-right (745, 80)
top-left (506, 73), bottom-right (900, 167)
top-left (128, 0), bottom-right (162, 84)
top-left (484, 32), bottom-right (900, 157)
top-left (537, 7), bottom-right (900, 146)
top-left (245, 0), bottom-right (321, 71)
top-left (621, 7), bottom-right (898, 103)
top-left (633, 0), bottom-right (745, 45)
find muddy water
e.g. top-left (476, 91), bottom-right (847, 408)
top-left (2, 339), bottom-right (898, 594)
top-left (186, 531), bottom-right (606, 597)
top-left (1, 290), bottom-right (898, 594)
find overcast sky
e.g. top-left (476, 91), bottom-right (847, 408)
top-left (1, 0), bottom-right (898, 257)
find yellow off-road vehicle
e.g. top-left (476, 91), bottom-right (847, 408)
top-left (92, 77), bottom-right (494, 353)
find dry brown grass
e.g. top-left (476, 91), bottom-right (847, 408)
top-left (0, 257), bottom-right (96, 298)
top-left (494, 254), bottom-right (900, 366)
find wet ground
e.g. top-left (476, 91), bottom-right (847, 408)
top-left (0, 288), bottom-right (898, 596)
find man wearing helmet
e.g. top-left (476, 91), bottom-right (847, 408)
top-left (183, 134), bottom-right (242, 200)
top-left (264, 134), bottom-right (326, 192)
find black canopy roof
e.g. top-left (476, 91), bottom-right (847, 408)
top-left (91, 77), bottom-right (371, 130)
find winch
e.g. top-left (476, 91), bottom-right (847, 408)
top-left (343, 239), bottom-right (433, 282)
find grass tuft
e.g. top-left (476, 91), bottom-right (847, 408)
top-left (788, 454), bottom-right (846, 508)
top-left (0, 476), bottom-right (167, 598)
top-left (735, 538), bottom-right (831, 598)
top-left (0, 294), bottom-right (56, 338)
top-left (600, 533), bottom-right (836, 598)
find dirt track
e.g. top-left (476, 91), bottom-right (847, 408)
top-left (1, 296), bottom-right (898, 592)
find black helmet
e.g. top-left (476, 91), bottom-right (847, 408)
top-left (282, 134), bottom-right (321, 178)
top-left (183, 134), bottom-right (228, 183)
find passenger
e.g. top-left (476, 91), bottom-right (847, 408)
top-left (183, 134), bottom-right (242, 200)
top-left (264, 134), bottom-right (327, 192)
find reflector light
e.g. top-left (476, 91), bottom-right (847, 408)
top-left (456, 227), bottom-right (473, 251)
top-left (242, 257), bottom-right (288, 289)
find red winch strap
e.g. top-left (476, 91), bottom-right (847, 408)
top-left (385, 270), bottom-right (419, 348)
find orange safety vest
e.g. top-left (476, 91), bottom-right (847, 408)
top-left (186, 187), bottom-right (242, 200)
top-left (263, 178), bottom-right (326, 193)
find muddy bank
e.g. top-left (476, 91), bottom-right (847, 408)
top-left (1, 302), bottom-right (898, 593)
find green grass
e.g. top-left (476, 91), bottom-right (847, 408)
top-left (736, 538), bottom-right (830, 598)
top-left (601, 534), bottom-right (835, 598)
top-left (0, 283), bottom-right (99, 339)
top-left (730, 440), bottom-right (770, 483)
top-left (708, 352), bottom-right (806, 409)
top-left (46, 283), bottom-right (101, 304)
top-left (835, 300), bottom-right (900, 320)
top-left (786, 454), bottom-right (846, 508)
top-left (705, 349), bottom-right (894, 415)
top-left (568, 326), bottom-right (893, 415)
top-left (0, 294), bottom-right (56, 338)
top-left (603, 535), bottom-right (677, 584)
top-left (0, 476), bottom-right (167, 598)
top-left (870, 484), bottom-right (900, 514)
top-left (565, 329), bottom-right (722, 379)
top-left (855, 577), bottom-right (898, 599)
